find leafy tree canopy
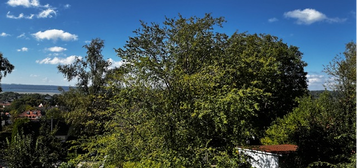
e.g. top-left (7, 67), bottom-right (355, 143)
top-left (83, 13), bottom-right (308, 167)
top-left (57, 38), bottom-right (114, 133)
top-left (262, 42), bottom-right (356, 167)
top-left (0, 53), bottom-right (14, 93)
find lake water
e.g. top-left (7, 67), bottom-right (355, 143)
top-left (1, 84), bottom-right (71, 94)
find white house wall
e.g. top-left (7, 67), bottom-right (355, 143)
top-left (237, 148), bottom-right (280, 168)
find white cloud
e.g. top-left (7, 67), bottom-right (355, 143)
top-left (42, 77), bottom-right (53, 83)
top-left (6, 11), bottom-right (34, 19)
top-left (284, 8), bottom-right (326, 25)
top-left (36, 55), bottom-right (81, 65)
top-left (307, 74), bottom-right (324, 83)
top-left (47, 46), bottom-right (67, 52)
top-left (37, 8), bottom-right (56, 18)
top-left (17, 47), bottom-right (28, 52)
top-left (7, 0), bottom-right (40, 8)
top-left (284, 8), bottom-right (345, 25)
top-left (7, 0), bottom-right (60, 20)
top-left (84, 40), bottom-right (91, 44)
top-left (326, 17), bottom-right (347, 23)
top-left (17, 33), bottom-right (26, 38)
top-left (307, 74), bottom-right (327, 90)
top-left (268, 17), bottom-right (278, 23)
top-left (108, 58), bottom-right (124, 69)
top-left (32, 29), bottom-right (78, 41)
top-left (0, 32), bottom-right (10, 37)
top-left (64, 4), bottom-right (70, 9)
top-left (30, 74), bottom-right (39, 77)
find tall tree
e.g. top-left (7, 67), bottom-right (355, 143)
top-left (319, 41), bottom-right (356, 167)
top-left (86, 14), bottom-right (307, 167)
top-left (58, 38), bottom-right (111, 95)
top-left (262, 42), bottom-right (356, 167)
top-left (57, 39), bottom-right (113, 135)
top-left (3, 124), bottom-right (65, 168)
top-left (324, 41), bottom-right (356, 118)
top-left (0, 53), bottom-right (14, 93)
top-left (0, 52), bottom-right (14, 131)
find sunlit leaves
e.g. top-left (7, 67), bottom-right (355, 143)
top-left (78, 14), bottom-right (308, 167)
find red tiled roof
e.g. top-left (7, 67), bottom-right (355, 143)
top-left (253, 144), bottom-right (297, 154)
top-left (0, 102), bottom-right (11, 106)
top-left (19, 110), bottom-right (42, 120)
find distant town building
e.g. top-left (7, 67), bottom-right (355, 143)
top-left (0, 101), bottom-right (11, 108)
top-left (19, 110), bottom-right (42, 121)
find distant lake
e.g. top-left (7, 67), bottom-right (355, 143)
top-left (0, 84), bottom-right (71, 94)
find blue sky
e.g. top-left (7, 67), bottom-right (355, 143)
top-left (0, 0), bottom-right (355, 90)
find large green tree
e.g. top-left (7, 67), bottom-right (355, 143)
top-left (324, 41), bottom-right (356, 121)
top-left (58, 38), bottom-right (111, 95)
top-left (3, 122), bottom-right (66, 168)
top-left (0, 53), bottom-right (14, 92)
top-left (84, 14), bottom-right (307, 167)
top-left (57, 38), bottom-right (113, 133)
top-left (262, 42), bottom-right (356, 167)
top-left (0, 52), bottom-right (14, 131)
top-left (56, 39), bottom-right (117, 164)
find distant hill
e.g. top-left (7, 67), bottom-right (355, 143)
top-left (309, 90), bottom-right (338, 99)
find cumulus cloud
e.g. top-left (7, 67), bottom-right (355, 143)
top-left (37, 8), bottom-right (56, 18)
top-left (307, 74), bottom-right (326, 90)
top-left (0, 32), bottom-right (10, 37)
top-left (108, 58), bottom-right (124, 69)
top-left (47, 46), bottom-right (67, 52)
top-left (284, 8), bottom-right (346, 25)
top-left (268, 17), bottom-right (278, 23)
top-left (7, 0), bottom-right (40, 8)
top-left (36, 55), bottom-right (81, 65)
top-left (6, 0), bottom-right (59, 19)
top-left (17, 47), bottom-right (28, 52)
top-left (6, 11), bottom-right (34, 19)
top-left (64, 4), bottom-right (70, 9)
top-left (32, 29), bottom-right (78, 41)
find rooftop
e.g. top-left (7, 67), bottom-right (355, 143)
top-left (253, 144), bottom-right (298, 154)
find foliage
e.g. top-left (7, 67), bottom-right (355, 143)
top-left (261, 93), bottom-right (331, 145)
top-left (263, 91), bottom-right (355, 167)
top-left (262, 42), bottom-right (356, 167)
top-left (58, 38), bottom-right (111, 95)
top-left (56, 39), bottom-right (117, 166)
top-left (45, 107), bottom-right (63, 119)
top-left (0, 52), bottom-right (14, 93)
top-left (0, 52), bottom-right (14, 131)
top-left (5, 93), bottom-right (55, 114)
top-left (305, 42), bottom-right (356, 167)
top-left (0, 92), bottom-right (21, 103)
top-left (78, 14), bottom-right (307, 167)
top-left (11, 117), bottom-right (30, 140)
top-left (57, 38), bottom-right (115, 137)
top-left (3, 122), bottom-right (66, 168)
top-left (324, 41), bottom-right (356, 132)
top-left (333, 155), bottom-right (356, 168)
top-left (58, 161), bottom-right (76, 168)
